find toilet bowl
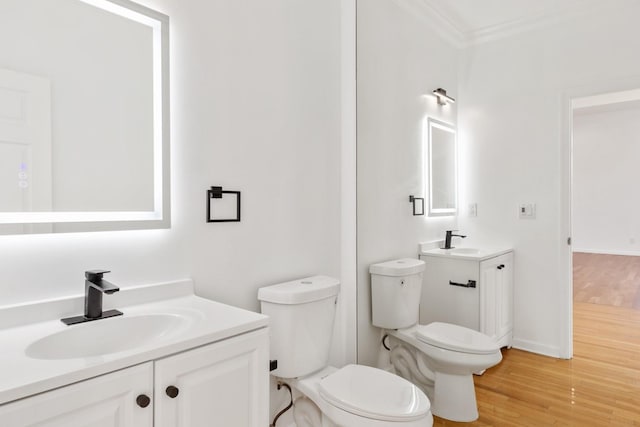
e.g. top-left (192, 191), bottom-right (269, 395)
top-left (387, 323), bottom-right (502, 422)
top-left (292, 365), bottom-right (432, 427)
top-left (370, 259), bottom-right (502, 422)
top-left (258, 276), bottom-right (433, 427)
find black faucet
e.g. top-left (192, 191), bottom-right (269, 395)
top-left (84, 270), bottom-right (120, 319)
top-left (442, 230), bottom-right (467, 250)
top-left (61, 270), bottom-right (123, 325)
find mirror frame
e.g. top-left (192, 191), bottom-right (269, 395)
top-left (0, 0), bottom-right (170, 234)
top-left (426, 117), bottom-right (457, 217)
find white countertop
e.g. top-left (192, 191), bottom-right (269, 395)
top-left (0, 280), bottom-right (268, 405)
top-left (420, 246), bottom-right (513, 261)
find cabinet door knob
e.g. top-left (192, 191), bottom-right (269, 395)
top-left (136, 394), bottom-right (151, 408)
top-left (497, 264), bottom-right (505, 270)
top-left (166, 385), bottom-right (179, 398)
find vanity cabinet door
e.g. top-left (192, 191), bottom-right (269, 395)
top-left (0, 363), bottom-right (153, 427)
top-left (480, 252), bottom-right (514, 348)
top-left (419, 256), bottom-right (480, 330)
top-left (154, 328), bottom-right (269, 427)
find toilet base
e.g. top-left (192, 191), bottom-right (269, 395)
top-left (294, 396), bottom-right (338, 427)
top-left (387, 328), bottom-right (501, 423)
top-left (432, 372), bottom-right (478, 422)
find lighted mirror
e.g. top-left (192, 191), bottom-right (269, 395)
top-left (0, 0), bottom-right (169, 234)
top-left (426, 117), bottom-right (457, 216)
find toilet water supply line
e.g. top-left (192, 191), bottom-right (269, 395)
top-left (270, 382), bottom-right (293, 427)
top-left (382, 334), bottom-right (391, 351)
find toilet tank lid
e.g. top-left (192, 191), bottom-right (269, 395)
top-left (257, 275), bottom-right (340, 305)
top-left (369, 258), bottom-right (425, 276)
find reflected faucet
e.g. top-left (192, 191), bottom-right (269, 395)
top-left (443, 230), bottom-right (467, 250)
top-left (61, 270), bottom-right (123, 325)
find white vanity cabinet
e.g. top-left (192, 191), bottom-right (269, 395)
top-left (0, 281), bottom-right (270, 426)
top-left (419, 250), bottom-right (514, 348)
top-left (154, 328), bottom-right (269, 427)
top-left (0, 363), bottom-right (154, 427)
top-left (0, 328), bottom-right (269, 427)
top-left (479, 253), bottom-right (514, 346)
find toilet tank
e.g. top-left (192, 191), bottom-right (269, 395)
top-left (370, 258), bottom-right (425, 329)
top-left (258, 275), bottom-right (340, 379)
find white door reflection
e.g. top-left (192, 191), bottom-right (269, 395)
top-left (0, 69), bottom-right (52, 233)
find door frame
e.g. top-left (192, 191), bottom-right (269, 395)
top-left (559, 77), bottom-right (640, 359)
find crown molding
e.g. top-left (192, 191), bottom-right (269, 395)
top-left (414, 0), bottom-right (617, 48)
top-left (391, 0), bottom-right (466, 48)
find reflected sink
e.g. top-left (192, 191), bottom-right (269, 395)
top-left (26, 314), bottom-right (189, 360)
top-left (447, 248), bottom-right (480, 255)
top-left (421, 245), bottom-right (512, 261)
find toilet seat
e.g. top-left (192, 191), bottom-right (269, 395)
top-left (416, 322), bottom-right (499, 355)
top-left (318, 364), bottom-right (431, 422)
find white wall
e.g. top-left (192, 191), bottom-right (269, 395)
top-left (573, 103), bottom-right (640, 255)
top-left (0, 0), bottom-right (346, 353)
top-left (159, 0), bottom-right (343, 312)
top-left (457, 2), bottom-right (640, 356)
top-left (356, 0), bottom-right (457, 366)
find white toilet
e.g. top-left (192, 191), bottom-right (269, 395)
top-left (370, 258), bottom-right (502, 422)
top-left (258, 275), bottom-right (433, 427)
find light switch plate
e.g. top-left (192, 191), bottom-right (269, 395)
top-left (519, 203), bottom-right (536, 219)
top-left (468, 203), bottom-right (478, 217)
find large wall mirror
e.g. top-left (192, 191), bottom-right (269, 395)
top-left (0, 0), bottom-right (169, 234)
top-left (426, 117), bottom-right (457, 216)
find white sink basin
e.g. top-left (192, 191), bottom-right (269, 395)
top-left (420, 245), bottom-right (512, 261)
top-left (25, 314), bottom-right (189, 360)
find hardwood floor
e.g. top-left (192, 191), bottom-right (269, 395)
top-left (573, 252), bottom-right (640, 309)
top-left (433, 253), bottom-right (640, 426)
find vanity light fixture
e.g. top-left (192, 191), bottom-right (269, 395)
top-left (0, 0), bottom-right (170, 232)
top-left (433, 88), bottom-right (455, 105)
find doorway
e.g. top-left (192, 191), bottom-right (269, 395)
top-left (570, 89), bottom-right (640, 357)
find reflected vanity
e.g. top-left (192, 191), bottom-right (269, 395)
top-left (0, 0), bottom-right (170, 234)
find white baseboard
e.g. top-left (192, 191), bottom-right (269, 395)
top-left (573, 248), bottom-right (640, 257)
top-left (511, 338), bottom-right (561, 359)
